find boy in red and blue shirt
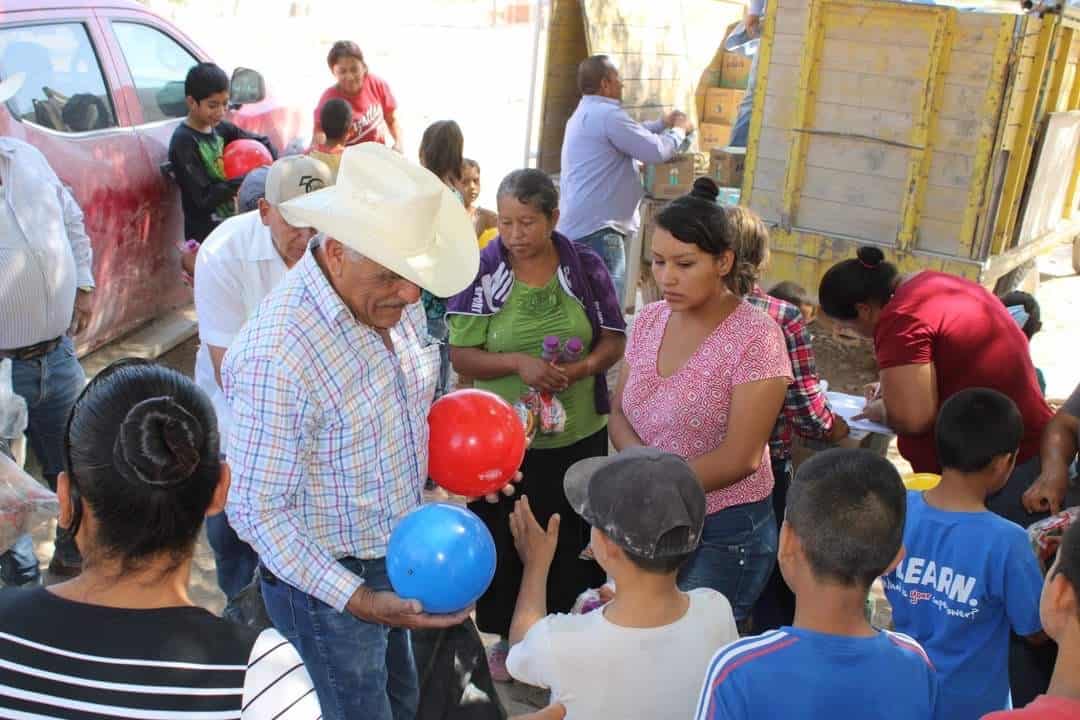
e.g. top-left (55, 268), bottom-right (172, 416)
top-left (694, 448), bottom-right (941, 719)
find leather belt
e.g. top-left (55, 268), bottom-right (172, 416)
top-left (0, 336), bottom-right (63, 361)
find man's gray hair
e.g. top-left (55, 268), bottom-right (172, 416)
top-left (317, 233), bottom-right (366, 262)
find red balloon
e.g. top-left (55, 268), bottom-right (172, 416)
top-left (428, 389), bottom-right (527, 497)
top-left (222, 139), bottom-right (272, 180)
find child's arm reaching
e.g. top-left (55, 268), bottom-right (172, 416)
top-left (508, 496), bottom-right (560, 646)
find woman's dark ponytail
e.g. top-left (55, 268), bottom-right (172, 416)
top-left (818, 246), bottom-right (899, 320)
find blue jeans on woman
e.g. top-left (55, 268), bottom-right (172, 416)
top-left (0, 337), bottom-right (85, 586)
top-left (678, 496), bottom-right (777, 623)
top-left (260, 557), bottom-right (418, 720)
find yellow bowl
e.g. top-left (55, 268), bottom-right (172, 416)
top-left (903, 473), bottom-right (941, 491)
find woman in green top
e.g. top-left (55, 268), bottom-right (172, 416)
top-left (446, 169), bottom-right (626, 680)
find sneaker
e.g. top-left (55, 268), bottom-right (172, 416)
top-left (487, 642), bottom-right (511, 683)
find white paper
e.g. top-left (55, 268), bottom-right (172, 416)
top-left (826, 391), bottom-right (894, 436)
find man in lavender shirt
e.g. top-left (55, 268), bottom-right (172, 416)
top-left (557, 55), bottom-right (692, 303)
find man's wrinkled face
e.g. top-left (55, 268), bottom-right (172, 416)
top-left (321, 238), bottom-right (421, 330)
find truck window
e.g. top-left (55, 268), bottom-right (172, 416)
top-left (0, 23), bottom-right (117, 132)
top-left (112, 22), bottom-right (199, 124)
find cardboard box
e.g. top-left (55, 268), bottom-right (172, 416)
top-left (708, 147), bottom-right (746, 188)
top-left (720, 52), bottom-right (752, 89)
top-left (703, 88), bottom-right (744, 125)
top-left (698, 123), bottom-right (733, 152)
top-left (643, 155), bottom-right (696, 200)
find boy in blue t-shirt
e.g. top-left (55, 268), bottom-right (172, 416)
top-left (884, 388), bottom-right (1047, 719)
top-left (694, 448), bottom-right (941, 720)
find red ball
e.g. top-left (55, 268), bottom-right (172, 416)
top-left (428, 389), bottom-right (527, 497)
top-left (222, 139), bottom-right (272, 180)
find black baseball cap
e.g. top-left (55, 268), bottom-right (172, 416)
top-left (564, 447), bottom-right (706, 560)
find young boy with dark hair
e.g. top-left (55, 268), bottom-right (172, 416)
top-left (506, 447), bottom-right (738, 720)
top-left (986, 520), bottom-right (1080, 718)
top-left (884, 388), bottom-right (1046, 718)
top-left (168, 63), bottom-right (275, 274)
top-left (308, 98), bottom-right (351, 179)
top-left (695, 448), bottom-right (940, 719)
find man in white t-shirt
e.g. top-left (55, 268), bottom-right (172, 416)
top-left (193, 154), bottom-right (332, 610)
top-left (505, 447), bottom-right (739, 720)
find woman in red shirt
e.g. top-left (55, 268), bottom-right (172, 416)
top-left (818, 246), bottom-right (1054, 526)
top-left (312, 41), bottom-right (402, 151)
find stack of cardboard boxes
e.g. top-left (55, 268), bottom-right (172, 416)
top-left (635, 25), bottom-right (754, 303)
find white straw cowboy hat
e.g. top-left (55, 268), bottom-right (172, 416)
top-left (0, 73), bottom-right (25, 105)
top-left (279, 143), bottom-right (479, 298)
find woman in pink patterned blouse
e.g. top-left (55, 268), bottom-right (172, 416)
top-left (609, 178), bottom-right (792, 624)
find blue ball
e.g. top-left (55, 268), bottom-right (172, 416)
top-left (387, 503), bottom-right (497, 614)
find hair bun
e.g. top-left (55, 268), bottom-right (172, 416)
top-left (690, 177), bottom-right (720, 204)
top-left (113, 397), bottom-right (204, 488)
top-left (856, 246), bottom-right (885, 269)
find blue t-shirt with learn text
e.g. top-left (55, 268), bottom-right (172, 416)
top-left (883, 491), bottom-right (1043, 719)
top-left (693, 627), bottom-right (941, 720)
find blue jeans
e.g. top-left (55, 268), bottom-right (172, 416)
top-left (0, 337), bottom-right (85, 585)
top-left (678, 496), bottom-right (777, 622)
top-left (260, 557), bottom-right (418, 720)
top-left (205, 511), bottom-right (259, 602)
top-left (577, 228), bottom-right (627, 304)
top-left (729, 49), bottom-right (759, 148)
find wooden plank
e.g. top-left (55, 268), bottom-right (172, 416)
top-left (810, 102), bottom-right (916, 146)
top-left (921, 183), bottom-right (970, 224)
top-left (753, 157), bottom-right (787, 194)
top-left (1017, 112), bottom-right (1080, 244)
top-left (774, 8), bottom-right (809, 36)
top-left (823, 15), bottom-right (932, 49)
top-left (939, 83), bottom-right (989, 119)
top-left (751, 188), bottom-right (783, 223)
top-left (934, 115), bottom-right (981, 156)
top-left (954, 12), bottom-right (1007, 53)
top-left (928, 150), bottom-right (976, 189)
top-left (763, 93), bottom-right (798, 130)
top-left (816, 70), bottom-right (923, 115)
top-left (770, 34), bottom-right (805, 68)
top-left (804, 135), bottom-right (910, 181)
top-left (765, 63), bottom-right (801, 99)
top-left (917, 218), bottom-right (965, 255)
top-left (758, 126), bottom-right (793, 162)
top-left (796, 196), bottom-right (901, 244)
top-left (948, 50), bottom-right (998, 89)
top-left (801, 164), bottom-right (906, 214)
top-left (820, 39), bottom-right (931, 80)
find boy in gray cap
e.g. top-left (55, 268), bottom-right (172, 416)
top-left (506, 447), bottom-right (738, 720)
top-left (193, 153), bottom-right (332, 612)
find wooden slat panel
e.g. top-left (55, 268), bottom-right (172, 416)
top-left (801, 165), bottom-right (905, 213)
top-left (753, 157), bottom-right (787, 194)
top-left (763, 93), bottom-right (798, 130)
top-left (770, 34), bottom-right (805, 68)
top-left (820, 39), bottom-right (931, 80)
top-left (939, 83), bottom-right (988, 119)
top-left (811, 102), bottom-right (915, 145)
top-left (948, 50), bottom-right (998, 88)
top-left (751, 188), bottom-right (783, 223)
top-left (816, 70), bottom-right (923, 115)
top-left (921, 183), bottom-right (970, 223)
top-left (804, 135), bottom-right (910, 181)
top-left (797, 196), bottom-right (901, 243)
top-left (917, 217), bottom-right (964, 255)
top-left (927, 150), bottom-right (976, 189)
top-left (953, 12), bottom-right (1007, 53)
top-left (757, 126), bottom-right (793, 162)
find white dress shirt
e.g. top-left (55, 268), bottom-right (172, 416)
top-left (0, 138), bottom-right (94, 349)
top-left (193, 210), bottom-right (289, 451)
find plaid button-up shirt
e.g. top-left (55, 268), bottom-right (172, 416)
top-left (223, 248), bottom-right (440, 612)
top-left (746, 287), bottom-right (835, 461)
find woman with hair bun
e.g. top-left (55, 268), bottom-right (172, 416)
top-left (0, 359), bottom-right (320, 719)
top-left (817, 247), bottom-right (1058, 525)
top-left (609, 177), bottom-right (792, 624)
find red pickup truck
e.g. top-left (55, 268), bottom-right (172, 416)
top-left (0, 0), bottom-right (307, 353)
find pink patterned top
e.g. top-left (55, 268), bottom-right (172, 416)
top-left (622, 300), bottom-right (793, 514)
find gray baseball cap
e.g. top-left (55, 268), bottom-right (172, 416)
top-left (237, 155), bottom-right (333, 214)
top-left (564, 447), bottom-right (706, 559)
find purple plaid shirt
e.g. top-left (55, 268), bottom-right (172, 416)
top-left (223, 247), bottom-right (440, 611)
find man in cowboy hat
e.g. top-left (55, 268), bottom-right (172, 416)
top-left (222, 143), bottom-right (483, 720)
top-left (0, 72), bottom-right (93, 583)
top-left (192, 154), bottom-right (332, 618)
